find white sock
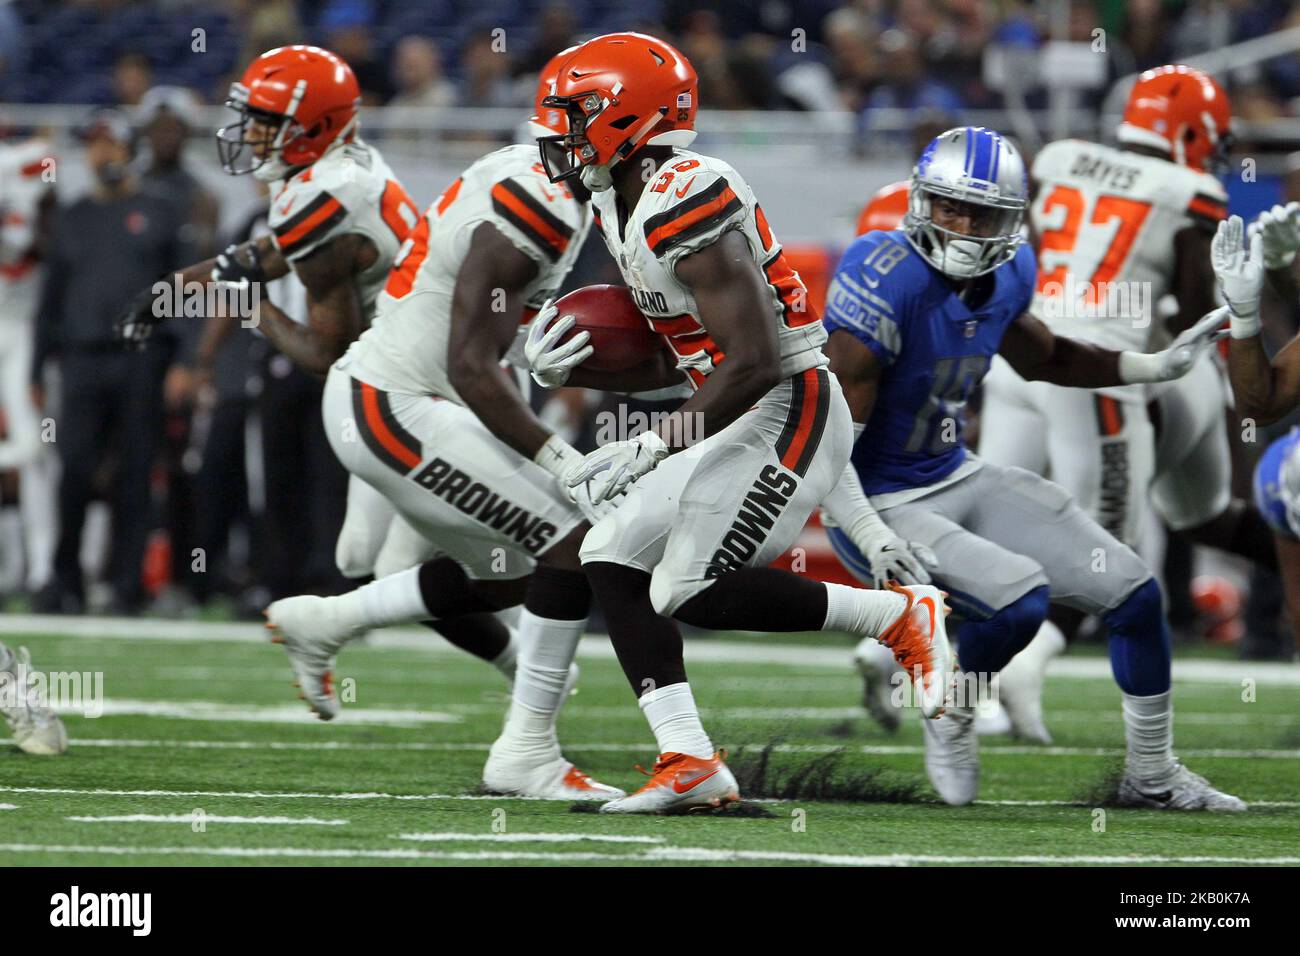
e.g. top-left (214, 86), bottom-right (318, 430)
top-left (20, 458), bottom-right (56, 591)
top-left (1122, 690), bottom-right (1176, 783)
top-left (492, 627), bottom-right (520, 684)
top-left (640, 682), bottom-right (713, 759)
top-left (332, 566), bottom-right (430, 631)
top-left (823, 582), bottom-right (908, 637)
top-left (0, 509), bottom-right (23, 595)
top-left (498, 609), bottom-right (584, 755)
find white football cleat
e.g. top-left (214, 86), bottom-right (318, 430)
top-left (599, 751), bottom-right (739, 814)
top-left (0, 643), bottom-right (68, 756)
top-left (1117, 764), bottom-right (1247, 813)
top-left (922, 704), bottom-right (978, 805)
top-left (482, 748), bottom-right (624, 801)
top-left (264, 595), bottom-right (362, 720)
top-left (877, 583), bottom-right (955, 718)
top-left (973, 699), bottom-right (1013, 737)
top-left (853, 635), bottom-right (902, 732)
top-left (994, 626), bottom-right (1062, 744)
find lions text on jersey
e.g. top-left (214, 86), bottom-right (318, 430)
top-left (823, 228), bottom-right (1037, 494)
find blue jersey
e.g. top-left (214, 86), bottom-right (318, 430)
top-left (1253, 428), bottom-right (1300, 541)
top-left (823, 229), bottom-right (1037, 494)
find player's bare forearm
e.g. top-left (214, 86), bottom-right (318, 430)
top-left (170, 235), bottom-right (289, 288)
top-left (447, 223), bottom-right (552, 459)
top-left (1265, 262), bottom-right (1300, 305)
top-left (825, 329), bottom-right (881, 423)
top-left (666, 231), bottom-right (782, 448)
top-left (999, 312), bottom-right (1122, 388)
top-left (260, 234), bottom-right (372, 376)
top-left (1228, 332), bottom-right (1300, 426)
top-left (249, 297), bottom-right (340, 376)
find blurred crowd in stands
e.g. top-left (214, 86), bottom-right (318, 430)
top-left (1, 1), bottom-right (1299, 118)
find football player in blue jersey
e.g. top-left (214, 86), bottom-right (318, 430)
top-left (1250, 429), bottom-right (1300, 657)
top-left (820, 126), bottom-right (1244, 810)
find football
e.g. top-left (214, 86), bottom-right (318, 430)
top-left (552, 284), bottom-right (665, 372)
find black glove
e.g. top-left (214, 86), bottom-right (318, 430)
top-left (116, 284), bottom-right (167, 350)
top-left (211, 242), bottom-right (266, 288)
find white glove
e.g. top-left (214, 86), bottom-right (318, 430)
top-left (1212, 214), bottom-right (1265, 339)
top-left (524, 298), bottom-right (593, 388)
top-left (1250, 201), bottom-right (1300, 271)
top-left (836, 508), bottom-right (937, 588)
top-left (1119, 305), bottom-right (1230, 384)
top-left (564, 431), bottom-right (669, 504)
top-left (820, 457), bottom-right (937, 588)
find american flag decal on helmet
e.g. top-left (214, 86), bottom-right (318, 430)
top-left (676, 92), bottom-right (692, 109)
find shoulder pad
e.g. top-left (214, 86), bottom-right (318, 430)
top-left (640, 159), bottom-right (747, 261)
top-left (488, 171), bottom-right (584, 264)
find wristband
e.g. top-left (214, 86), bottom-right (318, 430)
top-left (533, 433), bottom-right (582, 481)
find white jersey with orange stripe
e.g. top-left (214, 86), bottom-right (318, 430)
top-left (344, 144), bottom-right (590, 402)
top-left (267, 139), bottom-right (419, 322)
top-left (1030, 138), bottom-right (1228, 352)
top-left (591, 148), bottom-right (826, 389)
top-left (0, 138), bottom-right (54, 323)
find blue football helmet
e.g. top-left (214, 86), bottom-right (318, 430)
top-left (904, 126), bottom-right (1029, 279)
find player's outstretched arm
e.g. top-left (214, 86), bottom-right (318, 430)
top-left (1229, 332), bottom-right (1300, 426)
top-left (999, 307), bottom-right (1225, 389)
top-left (256, 233), bottom-right (370, 376)
top-left (447, 222), bottom-right (558, 461)
top-left (118, 236), bottom-right (291, 346)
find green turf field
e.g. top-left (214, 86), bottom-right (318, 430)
top-left (0, 616), bottom-right (1296, 866)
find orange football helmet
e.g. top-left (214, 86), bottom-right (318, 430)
top-left (538, 32), bottom-right (698, 188)
top-left (217, 45), bottom-right (360, 181)
top-left (527, 45), bottom-right (579, 140)
top-left (856, 180), bottom-right (910, 235)
top-left (1117, 64), bottom-right (1232, 173)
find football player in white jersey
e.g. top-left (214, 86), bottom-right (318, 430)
top-left (976, 66), bottom-right (1279, 742)
top-left (119, 47), bottom-right (517, 678)
top-left (525, 33), bottom-right (955, 814)
top-left (0, 132), bottom-right (58, 603)
top-left (0, 133), bottom-right (66, 754)
top-left (260, 49), bottom-right (635, 800)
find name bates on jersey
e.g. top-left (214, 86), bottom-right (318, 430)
top-left (589, 149), bottom-right (827, 389)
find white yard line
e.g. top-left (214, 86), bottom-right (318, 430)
top-left (65, 814), bottom-right (348, 825)
top-left (975, 799), bottom-right (1300, 808)
top-left (0, 804), bottom-right (16, 810)
top-left (49, 699), bottom-right (461, 727)
top-left (0, 785), bottom-right (564, 802)
top-left (4, 738), bottom-right (1298, 758)
top-left (395, 832), bottom-right (664, 844)
top-left (0, 842), bottom-right (1295, 866)
top-left (4, 614), bottom-right (1298, 684)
